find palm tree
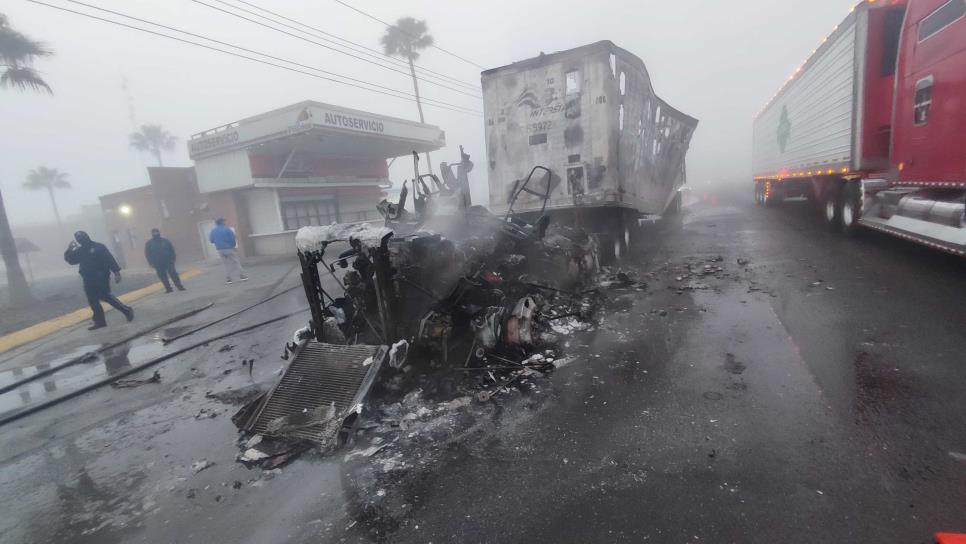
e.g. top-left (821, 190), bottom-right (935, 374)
top-left (381, 17), bottom-right (434, 173)
top-left (0, 14), bottom-right (51, 93)
top-left (1, 13), bottom-right (51, 305)
top-left (23, 166), bottom-right (70, 232)
top-left (129, 124), bottom-right (177, 166)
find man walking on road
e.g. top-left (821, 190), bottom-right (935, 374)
top-left (64, 231), bottom-right (134, 330)
top-left (144, 228), bottom-right (185, 293)
top-left (208, 218), bottom-right (247, 285)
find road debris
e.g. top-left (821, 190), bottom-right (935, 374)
top-left (231, 162), bottom-right (614, 465)
top-left (110, 370), bottom-right (161, 388)
top-left (194, 407), bottom-right (218, 419)
top-left (233, 344), bottom-right (388, 456)
top-left (191, 459), bottom-right (215, 473)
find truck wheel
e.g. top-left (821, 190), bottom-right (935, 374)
top-left (825, 182), bottom-right (842, 231)
top-left (613, 213), bottom-right (630, 261)
top-left (666, 191), bottom-right (683, 216)
top-left (622, 213), bottom-right (634, 254)
top-left (839, 181), bottom-right (862, 236)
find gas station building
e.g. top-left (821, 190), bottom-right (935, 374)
top-left (188, 100), bottom-right (445, 256)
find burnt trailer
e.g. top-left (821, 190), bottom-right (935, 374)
top-left (482, 41), bottom-right (698, 259)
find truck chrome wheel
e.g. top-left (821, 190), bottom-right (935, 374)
top-left (840, 182), bottom-right (862, 236)
top-left (825, 186), bottom-right (843, 232)
top-left (825, 198), bottom-right (837, 223)
top-left (841, 200), bottom-right (854, 228)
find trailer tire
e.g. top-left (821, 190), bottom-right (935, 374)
top-left (825, 182), bottom-right (843, 231)
top-left (612, 213), bottom-right (630, 261)
top-left (666, 191), bottom-right (683, 216)
top-left (622, 211), bottom-right (636, 254)
top-left (840, 181), bottom-right (863, 237)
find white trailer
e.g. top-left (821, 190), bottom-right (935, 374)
top-left (752, 1), bottom-right (966, 256)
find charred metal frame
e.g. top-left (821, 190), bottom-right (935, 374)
top-left (505, 166), bottom-right (555, 220)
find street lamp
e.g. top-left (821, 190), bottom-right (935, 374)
top-left (119, 204), bottom-right (132, 217)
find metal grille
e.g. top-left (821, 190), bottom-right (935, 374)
top-left (250, 342), bottom-right (386, 443)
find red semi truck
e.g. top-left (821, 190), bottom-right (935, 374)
top-left (752, 0), bottom-right (966, 255)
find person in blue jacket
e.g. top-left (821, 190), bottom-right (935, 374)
top-left (208, 218), bottom-right (247, 284)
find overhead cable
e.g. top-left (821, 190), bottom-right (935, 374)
top-left (28, 0), bottom-right (482, 116)
top-left (331, 0), bottom-right (485, 69)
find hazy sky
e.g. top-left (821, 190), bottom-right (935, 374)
top-left (1, 0), bottom-right (858, 227)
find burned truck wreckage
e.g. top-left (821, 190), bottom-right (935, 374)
top-left (233, 150), bottom-right (620, 465)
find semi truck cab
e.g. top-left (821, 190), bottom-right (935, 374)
top-left (752, 0), bottom-right (966, 256)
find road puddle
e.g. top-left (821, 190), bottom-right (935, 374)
top-left (0, 339), bottom-right (166, 416)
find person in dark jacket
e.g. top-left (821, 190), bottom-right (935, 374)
top-left (64, 230), bottom-right (134, 330)
top-left (144, 228), bottom-right (185, 293)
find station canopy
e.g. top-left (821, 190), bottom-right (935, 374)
top-left (188, 100), bottom-right (445, 162)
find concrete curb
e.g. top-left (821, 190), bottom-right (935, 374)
top-left (0, 268), bottom-right (204, 354)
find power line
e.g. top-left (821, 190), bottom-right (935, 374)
top-left (206, 0), bottom-right (478, 94)
top-left (189, 0), bottom-right (481, 99)
top-left (58, 0), bottom-right (480, 114)
top-left (60, 0), bottom-right (480, 112)
top-left (233, 0), bottom-right (477, 90)
top-left (228, 0), bottom-right (479, 91)
top-left (26, 0), bottom-right (482, 116)
top-left (332, 0), bottom-right (485, 70)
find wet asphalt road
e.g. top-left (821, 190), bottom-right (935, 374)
top-left (323, 194), bottom-right (966, 543)
top-left (2, 192), bottom-right (965, 543)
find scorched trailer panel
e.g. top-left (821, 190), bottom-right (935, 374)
top-left (482, 41), bottom-right (697, 226)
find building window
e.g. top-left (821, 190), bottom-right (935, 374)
top-left (565, 70), bottom-right (580, 94)
top-left (281, 199), bottom-right (337, 230)
top-left (913, 76), bottom-right (934, 125)
top-left (918, 0), bottom-right (966, 42)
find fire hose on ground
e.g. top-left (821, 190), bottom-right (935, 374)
top-left (0, 307), bottom-right (308, 429)
top-left (0, 303), bottom-right (214, 396)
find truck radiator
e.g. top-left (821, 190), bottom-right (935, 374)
top-left (245, 342), bottom-right (387, 444)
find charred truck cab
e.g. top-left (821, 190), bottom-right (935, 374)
top-left (482, 41), bottom-right (698, 261)
top-left (753, 0), bottom-right (966, 255)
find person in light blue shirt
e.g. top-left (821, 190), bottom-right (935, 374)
top-left (208, 218), bottom-right (247, 284)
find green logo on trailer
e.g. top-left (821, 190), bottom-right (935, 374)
top-left (777, 105), bottom-right (791, 153)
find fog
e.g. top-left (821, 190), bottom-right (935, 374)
top-left (1, 0), bottom-right (857, 227)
